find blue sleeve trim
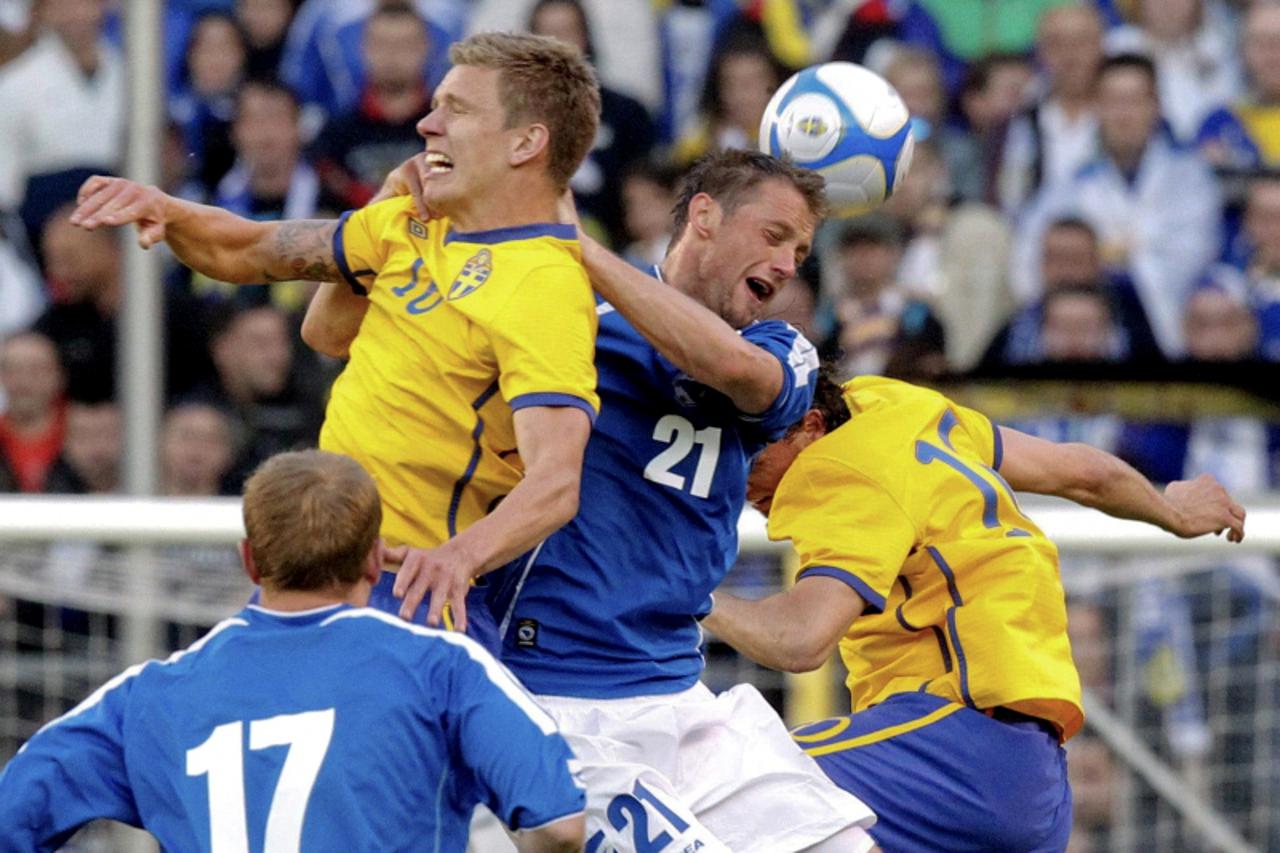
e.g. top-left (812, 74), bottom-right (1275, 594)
top-left (991, 419), bottom-right (1004, 470)
top-left (509, 392), bottom-right (598, 425)
top-left (798, 565), bottom-right (886, 614)
top-left (331, 210), bottom-right (369, 296)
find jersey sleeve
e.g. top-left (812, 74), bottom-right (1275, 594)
top-left (738, 321), bottom-right (819, 437)
top-left (951, 402), bottom-right (1001, 469)
top-left (442, 639), bottom-right (585, 831)
top-left (768, 453), bottom-right (917, 614)
top-left (330, 197), bottom-right (411, 295)
top-left (491, 263), bottom-right (600, 422)
top-left (0, 669), bottom-right (143, 850)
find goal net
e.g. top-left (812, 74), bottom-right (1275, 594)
top-left (1, 495), bottom-right (1277, 852)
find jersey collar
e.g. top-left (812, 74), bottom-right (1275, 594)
top-left (444, 223), bottom-right (577, 245)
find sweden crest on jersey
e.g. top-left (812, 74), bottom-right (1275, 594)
top-left (450, 249), bottom-right (494, 300)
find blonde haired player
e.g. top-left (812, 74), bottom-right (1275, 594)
top-left (70, 33), bottom-right (603, 645)
top-left (706, 372), bottom-right (1246, 850)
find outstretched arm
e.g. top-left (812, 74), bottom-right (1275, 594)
top-left (997, 426), bottom-right (1246, 541)
top-left (703, 575), bottom-right (865, 673)
top-left (578, 234), bottom-right (784, 414)
top-left (70, 176), bottom-right (345, 285)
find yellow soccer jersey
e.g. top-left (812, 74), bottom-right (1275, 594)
top-left (319, 196), bottom-right (599, 549)
top-left (768, 377), bottom-right (1084, 740)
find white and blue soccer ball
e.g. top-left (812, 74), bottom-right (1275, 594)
top-left (759, 61), bottom-right (915, 218)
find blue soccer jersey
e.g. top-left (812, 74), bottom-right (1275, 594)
top-left (488, 290), bottom-right (819, 698)
top-left (0, 605), bottom-right (584, 852)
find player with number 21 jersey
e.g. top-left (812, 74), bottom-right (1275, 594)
top-left (490, 283), bottom-right (817, 697)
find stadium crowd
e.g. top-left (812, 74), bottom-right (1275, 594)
top-left (0, 0), bottom-right (1276, 500)
top-left (0, 1), bottom-right (1277, 849)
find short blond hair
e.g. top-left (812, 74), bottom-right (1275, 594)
top-left (242, 450), bottom-right (381, 592)
top-left (450, 31), bottom-right (601, 188)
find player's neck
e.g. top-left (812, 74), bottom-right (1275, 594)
top-left (656, 245), bottom-right (702, 302)
top-left (256, 585), bottom-right (365, 613)
top-left (445, 181), bottom-right (559, 232)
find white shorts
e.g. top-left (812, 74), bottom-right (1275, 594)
top-left (536, 682), bottom-right (876, 853)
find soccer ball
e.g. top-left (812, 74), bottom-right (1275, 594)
top-left (759, 61), bottom-right (915, 218)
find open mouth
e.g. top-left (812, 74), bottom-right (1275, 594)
top-left (746, 277), bottom-right (774, 302)
top-left (425, 151), bottom-right (454, 175)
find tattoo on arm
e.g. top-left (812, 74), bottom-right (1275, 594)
top-left (264, 220), bottom-right (343, 283)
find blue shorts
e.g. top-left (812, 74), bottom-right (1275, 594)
top-left (792, 693), bottom-right (1072, 853)
top-left (247, 574), bottom-right (501, 658)
top-left (367, 571), bottom-right (501, 657)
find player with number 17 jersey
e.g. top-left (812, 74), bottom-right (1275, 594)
top-left (0, 605), bottom-right (585, 851)
top-left (490, 277), bottom-right (817, 696)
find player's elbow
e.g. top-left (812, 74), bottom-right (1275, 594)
top-left (709, 354), bottom-right (779, 416)
top-left (541, 470), bottom-right (581, 532)
top-left (519, 814), bottom-right (585, 853)
top-left (300, 311), bottom-right (349, 358)
top-left (776, 630), bottom-right (836, 673)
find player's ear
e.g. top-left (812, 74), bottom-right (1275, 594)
top-left (363, 538), bottom-right (385, 586)
top-left (239, 539), bottom-right (261, 585)
top-left (798, 409), bottom-right (827, 445)
top-left (509, 122), bottom-right (551, 169)
top-left (687, 193), bottom-right (722, 240)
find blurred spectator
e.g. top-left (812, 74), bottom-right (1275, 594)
top-left (206, 79), bottom-right (319, 313)
top-left (160, 402), bottom-right (237, 497)
top-left (1223, 177), bottom-right (1280, 359)
top-left (1105, 0), bottom-right (1242, 143)
top-left (959, 52), bottom-right (1034, 139)
top-left (237, 0), bottom-right (295, 79)
top-left (33, 208), bottom-right (119, 402)
top-left (996, 3), bottom-right (1104, 216)
top-left (1040, 285), bottom-right (1127, 363)
top-left (1198, 4), bottom-right (1280, 178)
top-left (985, 217), bottom-right (1160, 367)
top-left (35, 204), bottom-right (213, 402)
top-left (673, 34), bottom-right (783, 165)
top-left (215, 78), bottom-right (319, 222)
top-left (830, 214), bottom-right (946, 379)
top-left (1183, 284), bottom-right (1260, 361)
top-left (958, 51), bottom-right (1035, 200)
top-left (529, 0), bottom-right (655, 247)
top-left (1111, 0), bottom-right (1239, 142)
top-left (882, 139), bottom-right (1014, 371)
top-left (43, 400), bottom-right (121, 494)
top-left (897, 0), bottom-right (1072, 95)
top-left (0, 331), bottom-right (66, 493)
top-left (618, 158), bottom-right (678, 270)
top-left (281, 0), bottom-right (463, 122)
top-left (1013, 54), bottom-right (1222, 357)
top-left (200, 304), bottom-right (324, 488)
top-left (883, 47), bottom-right (984, 201)
top-left (169, 11), bottom-right (247, 195)
top-left (311, 1), bottom-right (432, 211)
top-left (0, 0), bottom-right (122, 219)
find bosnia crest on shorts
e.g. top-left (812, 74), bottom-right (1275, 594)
top-left (449, 249), bottom-right (493, 300)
